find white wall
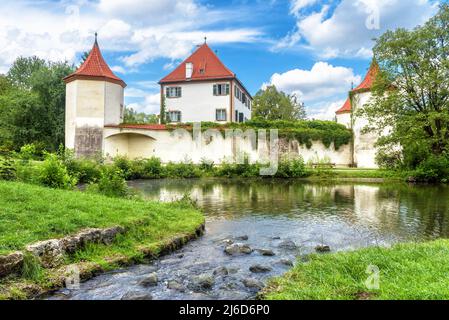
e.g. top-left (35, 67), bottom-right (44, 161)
top-left (163, 81), bottom-right (231, 123)
top-left (232, 80), bottom-right (252, 122)
top-left (336, 112), bottom-right (351, 129)
top-left (352, 92), bottom-right (379, 168)
top-left (103, 127), bottom-right (353, 166)
top-left (104, 82), bottom-right (124, 126)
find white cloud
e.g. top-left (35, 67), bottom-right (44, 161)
top-left (267, 62), bottom-right (360, 102)
top-left (307, 99), bottom-right (345, 120)
top-left (128, 93), bottom-right (161, 114)
top-left (0, 0), bottom-right (263, 73)
top-left (278, 0), bottom-right (438, 58)
top-left (111, 65), bottom-right (126, 74)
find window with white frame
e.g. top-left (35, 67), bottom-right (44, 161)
top-left (166, 87), bottom-right (182, 98)
top-left (167, 111), bottom-right (182, 123)
top-left (216, 109), bottom-right (227, 121)
top-left (213, 84), bottom-right (230, 96)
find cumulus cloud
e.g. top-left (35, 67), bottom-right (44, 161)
top-left (127, 93), bottom-right (161, 114)
top-left (277, 0), bottom-right (438, 58)
top-left (266, 62), bottom-right (360, 102)
top-left (0, 0), bottom-right (263, 73)
top-left (308, 99), bottom-right (345, 120)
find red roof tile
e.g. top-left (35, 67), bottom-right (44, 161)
top-left (336, 98), bottom-right (351, 114)
top-left (352, 61), bottom-right (378, 93)
top-left (335, 61), bottom-right (379, 115)
top-left (105, 124), bottom-right (167, 130)
top-left (160, 43), bottom-right (235, 83)
top-left (64, 38), bottom-right (126, 87)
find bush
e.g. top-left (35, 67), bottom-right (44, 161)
top-left (410, 155), bottom-right (449, 183)
top-left (216, 158), bottom-right (260, 178)
top-left (113, 156), bottom-right (134, 180)
top-left (276, 157), bottom-right (308, 178)
top-left (140, 157), bottom-right (164, 179)
top-left (165, 161), bottom-right (201, 178)
top-left (38, 154), bottom-right (77, 189)
top-left (0, 157), bottom-right (16, 181)
top-left (87, 167), bottom-right (130, 198)
top-left (18, 143), bottom-right (45, 161)
top-left (199, 158), bottom-right (215, 175)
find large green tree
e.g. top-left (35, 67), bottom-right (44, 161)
top-left (0, 57), bottom-right (74, 151)
top-left (252, 85), bottom-right (306, 121)
top-left (123, 106), bottom-right (159, 124)
top-left (360, 4), bottom-right (449, 169)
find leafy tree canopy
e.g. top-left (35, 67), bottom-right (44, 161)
top-left (360, 4), bottom-right (449, 170)
top-left (252, 85), bottom-right (306, 121)
top-left (0, 56), bottom-right (74, 151)
top-left (123, 107), bottom-right (159, 124)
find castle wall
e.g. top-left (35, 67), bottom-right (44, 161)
top-left (103, 127), bottom-right (353, 166)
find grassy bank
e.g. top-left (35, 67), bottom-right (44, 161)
top-left (262, 240), bottom-right (449, 300)
top-left (310, 168), bottom-right (404, 180)
top-left (0, 181), bottom-right (204, 299)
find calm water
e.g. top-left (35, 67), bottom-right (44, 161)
top-left (49, 179), bottom-right (449, 300)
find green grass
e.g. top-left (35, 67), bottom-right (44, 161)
top-left (263, 240), bottom-right (449, 300)
top-left (308, 168), bottom-right (404, 180)
top-left (0, 181), bottom-right (204, 256)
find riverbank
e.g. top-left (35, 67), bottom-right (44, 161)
top-left (0, 181), bottom-right (205, 300)
top-left (262, 240), bottom-right (449, 300)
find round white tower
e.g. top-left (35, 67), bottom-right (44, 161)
top-left (64, 34), bottom-right (126, 158)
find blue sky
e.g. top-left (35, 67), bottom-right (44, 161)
top-left (0, 0), bottom-right (442, 118)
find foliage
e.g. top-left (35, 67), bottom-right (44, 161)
top-left (275, 157), bottom-right (308, 178)
top-left (38, 154), bottom-right (77, 190)
top-left (87, 167), bottom-right (130, 198)
top-left (165, 160), bottom-right (201, 178)
top-left (263, 240), bottom-right (449, 300)
top-left (123, 106), bottom-right (159, 124)
top-left (359, 4), bottom-right (449, 181)
top-left (0, 57), bottom-right (74, 152)
top-left (171, 119), bottom-right (352, 150)
top-left (0, 157), bottom-right (16, 181)
top-left (216, 158), bottom-right (261, 178)
top-left (252, 85), bottom-right (306, 121)
top-left (409, 154), bottom-right (449, 183)
top-left (160, 96), bottom-right (167, 124)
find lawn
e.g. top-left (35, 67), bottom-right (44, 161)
top-left (263, 240), bottom-right (449, 300)
top-left (0, 181), bottom-right (204, 256)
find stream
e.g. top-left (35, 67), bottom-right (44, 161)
top-left (48, 179), bottom-right (449, 300)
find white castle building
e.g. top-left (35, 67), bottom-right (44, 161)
top-left (64, 36), bottom-right (379, 168)
top-left (159, 41), bottom-right (252, 124)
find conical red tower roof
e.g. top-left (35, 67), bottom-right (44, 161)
top-left (336, 61), bottom-right (379, 115)
top-left (160, 43), bottom-right (235, 83)
top-left (64, 36), bottom-right (126, 88)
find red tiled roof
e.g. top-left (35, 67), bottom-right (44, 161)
top-left (336, 98), bottom-right (351, 115)
top-left (64, 39), bottom-right (126, 88)
top-left (105, 124), bottom-right (167, 130)
top-left (352, 61), bottom-right (378, 93)
top-left (335, 61), bottom-right (379, 115)
top-left (159, 43), bottom-right (235, 83)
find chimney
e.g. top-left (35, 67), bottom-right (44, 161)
top-left (186, 62), bottom-right (193, 79)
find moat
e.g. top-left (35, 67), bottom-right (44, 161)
top-left (49, 179), bottom-right (449, 300)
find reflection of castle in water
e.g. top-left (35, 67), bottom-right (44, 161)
top-left (133, 180), bottom-right (449, 239)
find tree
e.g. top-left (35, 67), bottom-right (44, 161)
top-left (0, 57), bottom-right (74, 151)
top-left (160, 96), bottom-right (167, 124)
top-left (360, 4), bottom-right (449, 169)
top-left (252, 85), bottom-right (306, 121)
top-left (79, 51), bottom-right (90, 67)
top-left (123, 107), bottom-right (158, 124)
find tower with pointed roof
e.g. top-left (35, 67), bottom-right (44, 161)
top-left (64, 34), bottom-right (126, 157)
top-left (335, 60), bottom-right (381, 168)
top-left (159, 42), bottom-right (252, 124)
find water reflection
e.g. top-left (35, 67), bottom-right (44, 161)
top-left (49, 180), bottom-right (449, 300)
top-left (130, 179), bottom-right (449, 240)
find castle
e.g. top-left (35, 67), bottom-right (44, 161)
top-left (64, 36), bottom-right (379, 168)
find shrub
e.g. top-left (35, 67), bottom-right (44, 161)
top-left (199, 158), bottom-right (215, 175)
top-left (216, 158), bottom-right (260, 178)
top-left (165, 161), bottom-right (201, 178)
top-left (276, 157), bottom-right (308, 178)
top-left (38, 153), bottom-right (77, 189)
top-left (410, 155), bottom-right (449, 183)
top-left (0, 157), bottom-right (16, 181)
top-left (113, 156), bottom-right (134, 180)
top-left (140, 157), bottom-right (164, 179)
top-left (87, 167), bottom-right (130, 198)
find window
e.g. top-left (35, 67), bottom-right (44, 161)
top-left (235, 110), bottom-right (238, 122)
top-left (239, 112), bottom-right (244, 123)
top-left (216, 109), bottom-right (227, 122)
top-left (167, 111), bottom-right (182, 123)
top-left (213, 84), bottom-right (230, 96)
top-left (166, 87), bottom-right (182, 98)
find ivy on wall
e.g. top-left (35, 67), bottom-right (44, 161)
top-left (165, 120), bottom-right (352, 150)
